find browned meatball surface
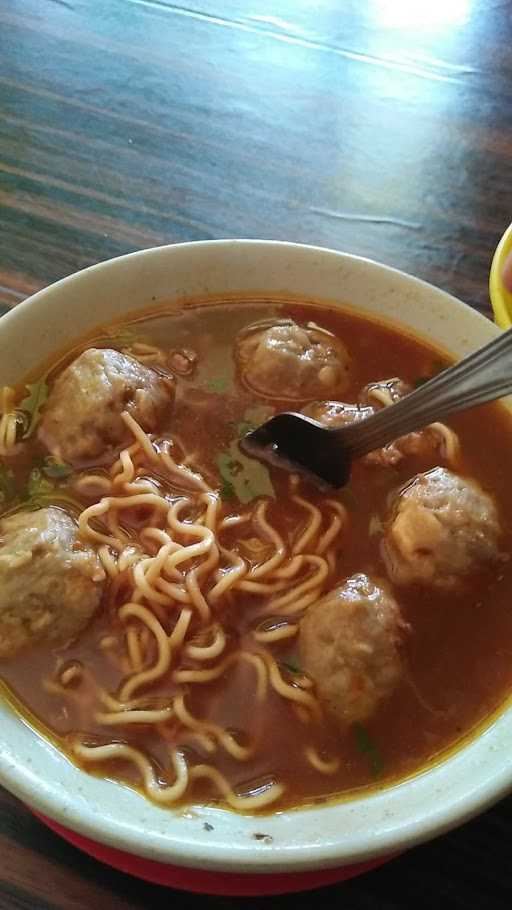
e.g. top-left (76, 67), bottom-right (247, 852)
top-left (0, 507), bottom-right (105, 658)
top-left (39, 348), bottom-right (175, 465)
top-left (305, 376), bottom-right (453, 467)
top-left (235, 319), bottom-right (350, 400)
top-left (299, 573), bottom-right (407, 726)
top-left (383, 467), bottom-right (501, 588)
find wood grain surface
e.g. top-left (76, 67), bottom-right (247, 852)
top-left (1, 0), bottom-right (512, 906)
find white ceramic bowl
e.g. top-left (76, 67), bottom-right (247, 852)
top-left (0, 240), bottom-right (510, 873)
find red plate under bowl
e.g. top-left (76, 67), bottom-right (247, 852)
top-left (34, 811), bottom-right (393, 895)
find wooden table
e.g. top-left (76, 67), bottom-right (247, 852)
top-left (1, 1), bottom-right (511, 906)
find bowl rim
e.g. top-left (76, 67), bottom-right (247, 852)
top-left (0, 239), bottom-right (511, 873)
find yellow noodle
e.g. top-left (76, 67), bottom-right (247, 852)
top-left (60, 665), bottom-right (83, 687)
top-left (121, 410), bottom-right (160, 463)
top-left (153, 576), bottom-right (192, 605)
top-left (159, 440), bottom-right (210, 492)
top-left (131, 342), bottom-right (165, 356)
top-left (184, 570), bottom-right (211, 622)
top-left (110, 442), bottom-right (141, 477)
top-left (122, 478), bottom-right (162, 495)
top-left (97, 690), bottom-right (172, 712)
top-left (277, 588), bottom-right (322, 617)
top-left (208, 549), bottom-right (246, 602)
top-left (219, 513), bottom-right (251, 530)
top-left (169, 608), bottom-right (193, 650)
top-left (106, 508), bottom-right (132, 545)
top-left (189, 765), bottom-right (284, 810)
top-left (272, 556), bottom-right (305, 580)
top-left (247, 501), bottom-right (286, 579)
top-left (0, 386), bottom-right (15, 413)
top-left (110, 493), bottom-right (171, 514)
top-left (180, 731), bottom-right (217, 754)
top-left (173, 694), bottom-right (252, 760)
top-left (263, 653), bottom-right (322, 720)
top-left (79, 500), bottom-right (123, 549)
top-left (431, 421), bottom-right (460, 462)
top-left (145, 542), bottom-right (176, 585)
top-left (173, 651), bottom-right (267, 702)
top-left (95, 707), bottom-right (174, 725)
top-left (123, 342), bottom-right (166, 366)
top-left (0, 414), bottom-right (17, 455)
top-left (261, 556), bottom-right (329, 615)
top-left (165, 500), bottom-right (215, 569)
top-left (367, 387), bottom-right (394, 407)
top-left (0, 387), bottom-right (17, 455)
top-left (172, 664), bottom-right (228, 684)
top-left (235, 578), bottom-right (289, 595)
top-left (99, 635), bottom-right (117, 650)
top-left (72, 742), bottom-right (189, 805)
top-left (113, 447), bottom-right (136, 486)
top-left (118, 546), bottom-right (141, 572)
top-left (200, 491), bottom-right (221, 531)
top-left (98, 545), bottom-right (119, 578)
top-left (193, 537), bottom-right (220, 582)
top-left (304, 746), bottom-right (340, 774)
top-left (118, 603), bottom-right (172, 700)
top-left (186, 625), bottom-right (226, 661)
top-left (291, 495), bottom-right (322, 554)
top-left (253, 623), bottom-right (298, 643)
top-left (139, 526), bottom-right (174, 552)
top-left (127, 627), bottom-right (144, 672)
top-left (316, 500), bottom-right (347, 554)
top-left (133, 557), bottom-right (180, 606)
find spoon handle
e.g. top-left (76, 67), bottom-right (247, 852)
top-left (340, 327), bottom-right (512, 458)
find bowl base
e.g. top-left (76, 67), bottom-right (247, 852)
top-left (34, 811), bottom-right (393, 895)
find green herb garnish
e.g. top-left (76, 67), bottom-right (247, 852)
top-left (20, 467), bottom-right (80, 511)
top-left (205, 376), bottom-right (231, 394)
top-left (219, 474), bottom-right (235, 501)
top-left (216, 443), bottom-right (275, 505)
top-left (236, 420), bottom-right (257, 437)
top-left (26, 468), bottom-right (54, 501)
top-left (104, 326), bottom-right (147, 348)
top-left (280, 660), bottom-right (301, 675)
top-left (17, 379), bottom-right (49, 438)
top-left (41, 456), bottom-right (73, 480)
top-left (353, 722), bottom-right (384, 777)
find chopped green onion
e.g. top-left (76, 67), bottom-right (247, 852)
top-left (353, 722), bottom-right (384, 777)
top-left (17, 379), bottom-right (49, 438)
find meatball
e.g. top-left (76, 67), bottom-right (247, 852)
top-left (0, 507), bottom-right (105, 658)
top-left (360, 377), bottom-right (411, 408)
top-left (305, 376), bottom-right (452, 467)
top-left (305, 400), bottom-right (373, 429)
top-left (39, 348), bottom-right (175, 464)
top-left (299, 573), bottom-right (406, 725)
top-left (383, 467), bottom-right (501, 588)
top-left (235, 319), bottom-right (350, 400)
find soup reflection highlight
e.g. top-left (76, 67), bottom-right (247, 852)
top-left (0, 299), bottom-right (511, 813)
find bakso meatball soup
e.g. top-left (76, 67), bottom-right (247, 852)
top-left (0, 298), bottom-right (511, 812)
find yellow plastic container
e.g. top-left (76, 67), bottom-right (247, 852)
top-left (490, 223), bottom-right (512, 328)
